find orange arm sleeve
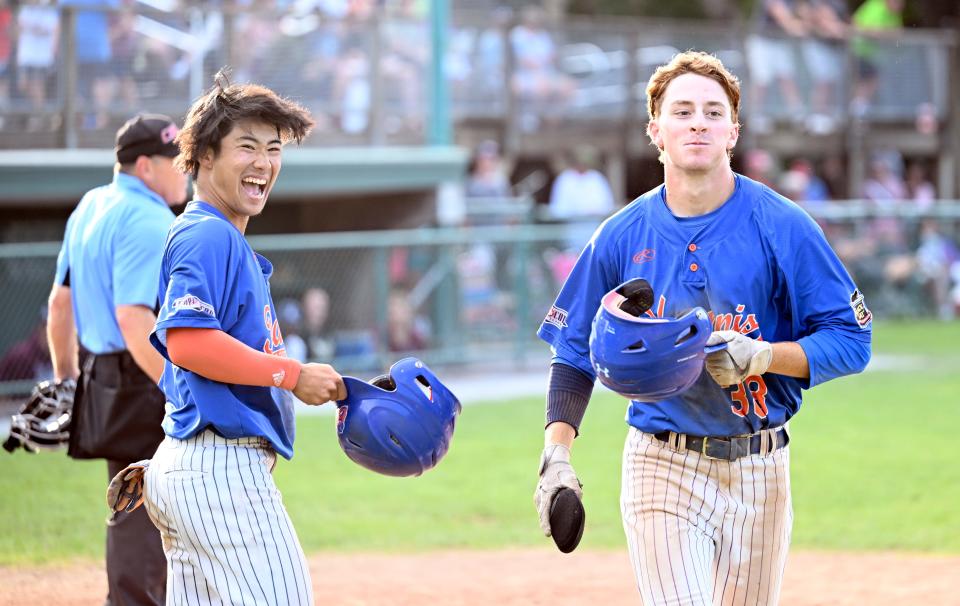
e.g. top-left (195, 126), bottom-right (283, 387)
top-left (166, 327), bottom-right (302, 391)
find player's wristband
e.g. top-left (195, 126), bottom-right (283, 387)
top-left (546, 362), bottom-right (594, 434)
top-left (166, 327), bottom-right (302, 390)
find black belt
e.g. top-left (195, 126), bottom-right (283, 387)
top-left (652, 428), bottom-right (789, 461)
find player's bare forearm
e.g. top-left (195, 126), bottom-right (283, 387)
top-left (116, 304), bottom-right (166, 384)
top-left (767, 341), bottom-right (810, 379)
top-left (545, 421), bottom-right (576, 450)
top-left (47, 284), bottom-right (79, 380)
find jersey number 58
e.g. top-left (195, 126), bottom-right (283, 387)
top-left (729, 376), bottom-right (768, 418)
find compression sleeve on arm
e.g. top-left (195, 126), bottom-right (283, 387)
top-left (166, 327), bottom-right (302, 391)
top-left (546, 362), bottom-right (594, 434)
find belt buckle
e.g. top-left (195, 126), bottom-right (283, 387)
top-left (700, 436), bottom-right (711, 457)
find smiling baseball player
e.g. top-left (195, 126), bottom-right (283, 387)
top-left (133, 73), bottom-right (346, 606)
top-left (534, 51), bottom-right (872, 605)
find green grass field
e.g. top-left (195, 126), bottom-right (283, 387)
top-left (2, 321), bottom-right (959, 565)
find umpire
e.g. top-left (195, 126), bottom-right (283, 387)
top-left (47, 114), bottom-right (187, 605)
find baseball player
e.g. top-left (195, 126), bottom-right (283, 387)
top-left (47, 113), bottom-right (187, 605)
top-left (534, 51), bottom-right (872, 605)
top-left (136, 73), bottom-right (345, 605)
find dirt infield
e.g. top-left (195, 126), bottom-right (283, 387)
top-left (2, 548), bottom-right (958, 605)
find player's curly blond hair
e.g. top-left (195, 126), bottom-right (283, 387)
top-left (645, 51), bottom-right (741, 125)
top-left (174, 69), bottom-right (315, 178)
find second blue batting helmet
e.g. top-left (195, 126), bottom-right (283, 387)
top-left (589, 279), bottom-right (722, 402)
top-left (335, 357), bottom-right (462, 477)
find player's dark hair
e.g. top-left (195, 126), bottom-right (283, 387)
top-left (645, 51), bottom-right (741, 124)
top-left (175, 69), bottom-right (315, 177)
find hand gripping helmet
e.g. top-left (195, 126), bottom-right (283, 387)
top-left (589, 279), bottom-right (721, 402)
top-left (335, 358), bottom-right (462, 477)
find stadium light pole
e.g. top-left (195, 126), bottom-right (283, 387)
top-left (428, 0), bottom-right (452, 146)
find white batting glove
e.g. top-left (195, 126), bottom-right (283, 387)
top-left (705, 331), bottom-right (773, 387)
top-left (534, 444), bottom-right (582, 536)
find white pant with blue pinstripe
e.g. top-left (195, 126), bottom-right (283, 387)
top-left (621, 427), bottom-right (792, 606)
top-left (144, 430), bottom-right (313, 606)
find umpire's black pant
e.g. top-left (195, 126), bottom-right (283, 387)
top-left (106, 459), bottom-right (166, 606)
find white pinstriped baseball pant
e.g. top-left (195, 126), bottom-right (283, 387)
top-left (144, 430), bottom-right (313, 606)
top-left (621, 427), bottom-right (792, 606)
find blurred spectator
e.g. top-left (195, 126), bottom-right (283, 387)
top-left (380, 0), bottom-right (427, 134)
top-left (465, 140), bottom-right (512, 199)
top-left (905, 160), bottom-right (936, 210)
top-left (17, 0), bottom-right (60, 131)
top-left (60, 0), bottom-right (120, 130)
top-left (746, 0), bottom-right (805, 132)
top-left (277, 297), bottom-right (307, 362)
top-left (447, 7), bottom-right (510, 112)
top-left (548, 146), bottom-right (615, 221)
top-left (457, 242), bottom-right (505, 326)
top-left (850, 0), bottom-right (903, 117)
top-left (743, 148), bottom-right (777, 188)
top-left (0, 317), bottom-right (52, 382)
top-left (0, 0), bottom-right (12, 119)
top-left (231, 3), bottom-right (279, 86)
top-left (862, 150), bottom-right (906, 207)
top-left (548, 145), bottom-right (615, 265)
top-left (509, 5), bottom-right (574, 131)
top-left (915, 219), bottom-right (958, 320)
top-left (110, 6), bottom-right (140, 112)
top-left (387, 287), bottom-right (429, 353)
top-left (781, 157), bottom-right (830, 208)
top-left (820, 153), bottom-right (848, 199)
top-left (798, 0), bottom-right (849, 134)
top-left (301, 286), bottom-right (334, 362)
top-left (332, 40), bottom-right (370, 134)
top-left (64, 0), bottom-right (122, 128)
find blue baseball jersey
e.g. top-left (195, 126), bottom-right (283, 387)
top-left (538, 174), bottom-right (872, 437)
top-left (150, 201), bottom-right (297, 459)
top-left (55, 172), bottom-right (175, 354)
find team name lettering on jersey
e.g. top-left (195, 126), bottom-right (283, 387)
top-left (709, 304), bottom-right (760, 335)
top-left (641, 296), bottom-right (761, 338)
top-left (262, 304), bottom-right (287, 356)
top-left (172, 293), bottom-right (215, 317)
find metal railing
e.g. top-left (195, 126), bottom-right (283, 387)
top-left (1, 205), bottom-right (957, 397)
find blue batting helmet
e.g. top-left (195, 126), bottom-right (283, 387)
top-left (589, 279), bottom-right (721, 402)
top-left (335, 357), bottom-right (462, 477)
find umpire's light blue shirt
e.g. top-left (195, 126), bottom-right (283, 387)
top-left (55, 172), bottom-right (175, 355)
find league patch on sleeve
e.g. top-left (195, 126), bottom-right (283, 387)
top-left (172, 293), bottom-right (215, 317)
top-left (545, 305), bottom-right (569, 329)
top-left (849, 289), bottom-right (872, 328)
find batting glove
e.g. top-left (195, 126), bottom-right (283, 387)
top-left (534, 444), bottom-right (583, 537)
top-left (705, 331), bottom-right (773, 387)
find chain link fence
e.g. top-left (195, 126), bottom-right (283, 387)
top-left (1, 208), bottom-right (959, 399)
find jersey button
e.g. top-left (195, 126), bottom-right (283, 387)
top-left (688, 243), bottom-right (697, 252)
top-left (689, 263), bottom-right (699, 272)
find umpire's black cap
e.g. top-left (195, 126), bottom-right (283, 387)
top-left (115, 114), bottom-right (180, 163)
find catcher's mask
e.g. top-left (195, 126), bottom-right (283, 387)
top-left (3, 378), bottom-right (76, 453)
top-left (335, 357), bottom-right (461, 477)
top-left (589, 279), bottom-right (723, 402)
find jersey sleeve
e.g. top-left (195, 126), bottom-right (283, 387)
top-left (113, 207), bottom-right (172, 309)
top-left (537, 222), bottom-right (620, 377)
top-left (772, 205), bottom-right (872, 388)
top-left (151, 219), bottom-right (233, 359)
top-left (54, 212), bottom-right (76, 287)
